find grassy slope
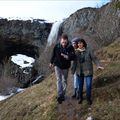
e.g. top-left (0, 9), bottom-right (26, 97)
top-left (0, 74), bottom-right (57, 120)
top-left (97, 38), bottom-right (120, 61)
top-left (78, 38), bottom-right (120, 120)
top-left (56, 39), bottom-right (120, 120)
top-left (0, 39), bottom-right (120, 120)
top-left (78, 39), bottom-right (120, 120)
top-left (56, 61), bottom-right (120, 120)
top-left (91, 61), bottom-right (120, 120)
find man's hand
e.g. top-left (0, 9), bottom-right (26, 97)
top-left (61, 53), bottom-right (69, 60)
top-left (49, 63), bottom-right (54, 68)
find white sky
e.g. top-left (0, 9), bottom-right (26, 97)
top-left (0, 0), bottom-right (110, 22)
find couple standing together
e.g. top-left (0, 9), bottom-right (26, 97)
top-left (49, 34), bottom-right (104, 104)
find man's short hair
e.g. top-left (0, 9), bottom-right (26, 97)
top-left (61, 34), bottom-right (68, 40)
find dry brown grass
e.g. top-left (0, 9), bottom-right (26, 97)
top-left (0, 39), bottom-right (120, 120)
top-left (97, 38), bottom-right (120, 61)
top-left (0, 73), bottom-right (57, 120)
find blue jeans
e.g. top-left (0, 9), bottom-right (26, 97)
top-left (78, 75), bottom-right (93, 99)
top-left (73, 73), bottom-right (79, 89)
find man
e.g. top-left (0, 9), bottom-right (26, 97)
top-left (49, 34), bottom-right (75, 104)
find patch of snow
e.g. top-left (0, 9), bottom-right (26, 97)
top-left (0, 96), bottom-right (8, 101)
top-left (23, 70), bottom-right (29, 74)
top-left (0, 88), bottom-right (24, 101)
top-left (0, 93), bottom-right (14, 101)
top-left (17, 88), bottom-right (24, 93)
top-left (11, 54), bottom-right (35, 69)
top-left (32, 75), bottom-right (44, 84)
top-left (38, 21), bottom-right (44, 24)
top-left (86, 116), bottom-right (93, 120)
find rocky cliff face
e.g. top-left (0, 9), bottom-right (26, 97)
top-left (0, 19), bottom-right (52, 46)
top-left (62, 1), bottom-right (120, 49)
top-left (0, 19), bottom-right (52, 90)
top-left (0, 19), bottom-right (52, 62)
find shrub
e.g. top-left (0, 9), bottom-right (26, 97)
top-left (0, 62), bottom-right (17, 95)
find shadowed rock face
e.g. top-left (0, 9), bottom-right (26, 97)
top-left (0, 19), bottom-right (52, 63)
top-left (62, 2), bottom-right (120, 49)
top-left (0, 40), bottom-right (39, 63)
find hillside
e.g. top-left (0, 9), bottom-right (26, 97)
top-left (0, 39), bottom-right (120, 120)
top-left (0, 74), bottom-right (57, 120)
top-left (62, 1), bottom-right (120, 49)
top-left (96, 37), bottom-right (120, 61)
top-left (57, 62), bottom-right (120, 120)
top-left (56, 39), bottom-right (120, 120)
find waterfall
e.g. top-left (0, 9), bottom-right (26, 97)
top-left (47, 20), bottom-right (63, 46)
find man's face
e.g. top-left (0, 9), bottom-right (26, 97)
top-left (60, 38), bottom-right (68, 48)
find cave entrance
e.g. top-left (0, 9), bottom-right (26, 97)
top-left (0, 40), bottom-right (39, 63)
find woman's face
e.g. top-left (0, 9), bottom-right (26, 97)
top-left (72, 42), bottom-right (78, 49)
top-left (78, 42), bottom-right (84, 49)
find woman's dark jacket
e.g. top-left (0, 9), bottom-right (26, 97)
top-left (50, 42), bottom-right (75, 69)
top-left (71, 47), bottom-right (100, 76)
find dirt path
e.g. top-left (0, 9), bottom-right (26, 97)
top-left (57, 73), bottom-right (92, 120)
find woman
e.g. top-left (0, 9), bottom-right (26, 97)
top-left (72, 39), bottom-right (104, 105)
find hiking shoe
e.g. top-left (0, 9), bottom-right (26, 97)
top-left (72, 94), bottom-right (76, 99)
top-left (76, 95), bottom-right (80, 100)
top-left (87, 99), bottom-right (92, 105)
top-left (78, 98), bottom-right (83, 104)
top-left (57, 97), bottom-right (62, 104)
top-left (61, 96), bottom-right (65, 101)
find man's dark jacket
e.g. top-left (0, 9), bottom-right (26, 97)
top-left (50, 42), bottom-right (75, 69)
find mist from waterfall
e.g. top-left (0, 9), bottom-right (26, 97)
top-left (47, 20), bottom-right (63, 46)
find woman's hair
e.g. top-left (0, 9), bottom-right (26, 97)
top-left (78, 39), bottom-right (87, 48)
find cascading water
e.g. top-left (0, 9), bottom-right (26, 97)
top-left (47, 20), bottom-right (63, 46)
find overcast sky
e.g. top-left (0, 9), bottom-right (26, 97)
top-left (0, 0), bottom-right (110, 22)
